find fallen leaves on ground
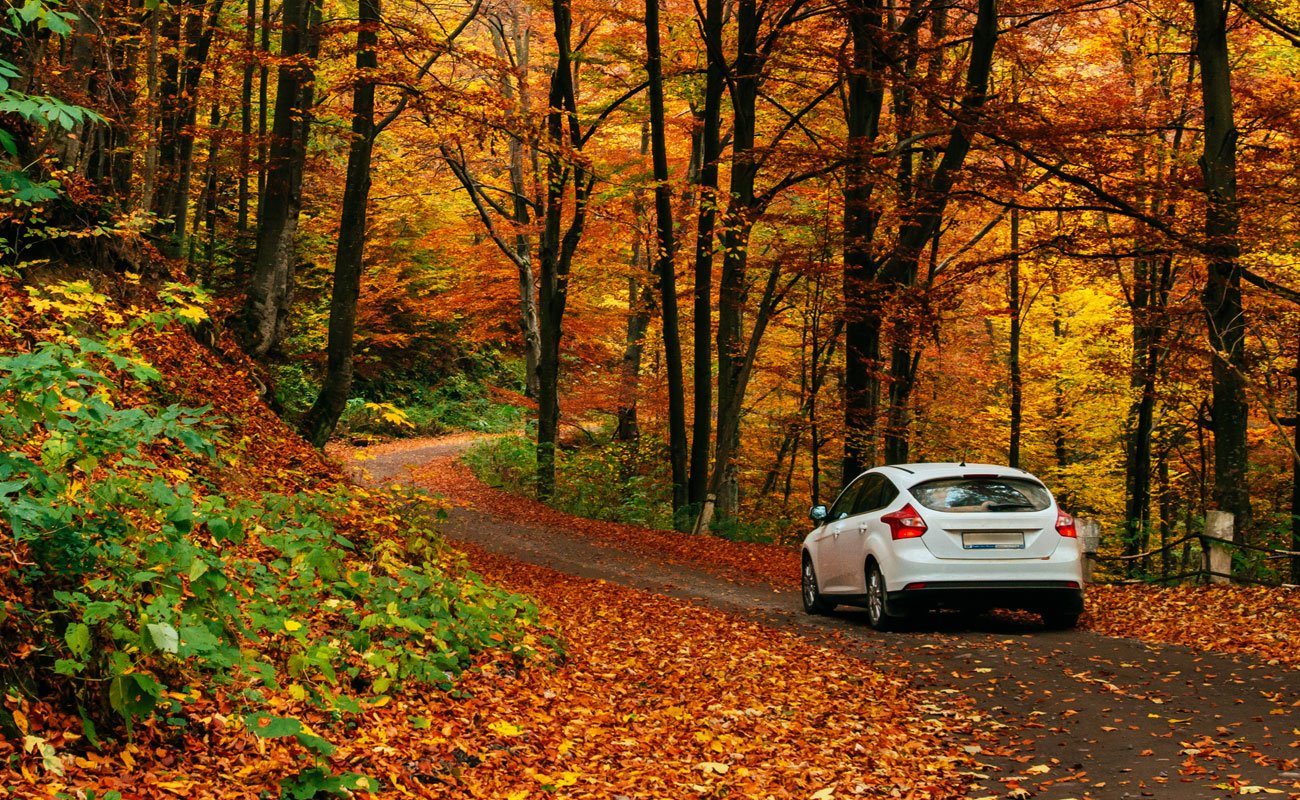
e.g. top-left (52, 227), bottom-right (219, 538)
top-left (0, 546), bottom-right (983, 799)
top-left (397, 445), bottom-right (803, 587)
top-left (1084, 584), bottom-right (1300, 670)
top-left (371, 434), bottom-right (1300, 671)
top-left (376, 437), bottom-right (1300, 673)
top-left (402, 544), bottom-right (981, 798)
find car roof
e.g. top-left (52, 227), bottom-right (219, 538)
top-left (869, 462), bottom-right (1042, 487)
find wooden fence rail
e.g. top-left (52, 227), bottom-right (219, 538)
top-left (1077, 512), bottom-right (1300, 588)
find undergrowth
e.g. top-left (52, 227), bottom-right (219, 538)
top-left (0, 280), bottom-right (555, 796)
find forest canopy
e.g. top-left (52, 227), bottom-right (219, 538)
top-left (4, 0), bottom-right (1300, 579)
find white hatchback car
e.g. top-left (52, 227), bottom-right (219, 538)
top-left (801, 463), bottom-right (1084, 630)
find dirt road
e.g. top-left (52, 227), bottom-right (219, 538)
top-left (348, 438), bottom-right (1300, 799)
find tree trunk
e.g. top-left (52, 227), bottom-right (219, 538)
top-left (877, 0), bottom-right (998, 463)
top-left (153, 0), bottom-right (226, 259)
top-left (1192, 0), bottom-right (1250, 541)
top-left (1293, 349), bottom-right (1300, 583)
top-left (488, 8), bottom-right (542, 399)
top-left (646, 0), bottom-right (688, 514)
top-left (108, 4), bottom-right (141, 203)
top-left (706, 0), bottom-right (762, 525)
top-left (1009, 205), bottom-right (1022, 468)
top-left (841, 0), bottom-right (886, 482)
top-left (301, 0), bottom-right (379, 447)
top-left (535, 0), bottom-right (590, 501)
top-left (243, 0), bottom-right (317, 358)
top-left (616, 125), bottom-right (651, 444)
top-left (688, 0), bottom-right (725, 508)
top-left (238, 0), bottom-right (255, 232)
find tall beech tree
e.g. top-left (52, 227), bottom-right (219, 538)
top-left (687, 0), bottom-right (726, 509)
top-left (646, 0), bottom-right (689, 513)
top-left (840, 0), bottom-right (1000, 470)
top-left (243, 0), bottom-right (319, 357)
top-left (877, 0), bottom-right (998, 464)
top-left (302, 0), bottom-right (481, 446)
top-left (152, 0), bottom-right (227, 258)
top-left (840, 0), bottom-right (886, 481)
top-left (694, 0), bottom-right (842, 531)
top-left (1192, 0), bottom-right (1250, 540)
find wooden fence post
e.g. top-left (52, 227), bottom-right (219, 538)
top-left (1077, 517), bottom-right (1101, 583)
top-left (1204, 510), bottom-right (1234, 585)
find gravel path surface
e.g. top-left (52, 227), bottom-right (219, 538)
top-left (347, 436), bottom-right (1300, 799)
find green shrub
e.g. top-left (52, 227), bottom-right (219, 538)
top-left (0, 304), bottom-right (553, 791)
top-left (464, 435), bottom-right (674, 530)
top-left (335, 377), bottom-right (525, 440)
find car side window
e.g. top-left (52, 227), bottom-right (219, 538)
top-left (828, 479), bottom-right (865, 521)
top-left (879, 480), bottom-right (899, 508)
top-left (854, 475), bottom-right (898, 515)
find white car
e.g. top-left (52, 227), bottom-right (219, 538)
top-left (800, 463), bottom-right (1084, 630)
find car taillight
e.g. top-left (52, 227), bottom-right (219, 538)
top-left (882, 504), bottom-right (928, 540)
top-left (1056, 511), bottom-right (1077, 538)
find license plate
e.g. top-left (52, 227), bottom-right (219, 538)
top-left (962, 531), bottom-right (1025, 550)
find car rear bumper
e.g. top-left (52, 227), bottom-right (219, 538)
top-left (886, 580), bottom-right (1084, 614)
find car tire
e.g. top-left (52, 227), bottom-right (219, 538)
top-left (865, 562), bottom-right (905, 631)
top-left (1041, 609), bottom-right (1079, 630)
top-left (801, 555), bottom-right (835, 615)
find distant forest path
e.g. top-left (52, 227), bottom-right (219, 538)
top-left (341, 435), bottom-right (1300, 800)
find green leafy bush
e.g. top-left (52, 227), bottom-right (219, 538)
top-left (464, 435), bottom-right (674, 530)
top-left (0, 295), bottom-right (552, 791)
top-left (337, 376), bottom-right (525, 440)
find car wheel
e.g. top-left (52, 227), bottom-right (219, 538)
top-left (1041, 609), bottom-right (1079, 630)
top-left (801, 555), bottom-right (834, 615)
top-left (865, 562), bottom-right (904, 631)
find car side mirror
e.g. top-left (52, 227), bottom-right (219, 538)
top-left (809, 504), bottom-right (828, 523)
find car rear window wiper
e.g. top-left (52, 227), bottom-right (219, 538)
top-left (985, 502), bottom-right (1037, 511)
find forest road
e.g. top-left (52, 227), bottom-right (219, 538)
top-left (348, 438), bottom-right (1300, 800)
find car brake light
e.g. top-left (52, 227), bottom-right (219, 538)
top-left (882, 504), bottom-right (928, 540)
top-left (1056, 511), bottom-right (1077, 538)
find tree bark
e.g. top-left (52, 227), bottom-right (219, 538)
top-left (688, 0), bottom-right (725, 508)
top-left (301, 0), bottom-right (379, 447)
top-left (841, 0), bottom-right (886, 482)
top-left (1009, 205), bottom-right (1022, 469)
top-left (243, 0), bottom-right (317, 358)
top-left (152, 0), bottom-right (226, 259)
top-left (646, 0), bottom-right (689, 514)
top-left (1192, 0), bottom-right (1251, 541)
top-left (877, 0), bottom-right (998, 463)
top-left (535, 0), bottom-right (591, 501)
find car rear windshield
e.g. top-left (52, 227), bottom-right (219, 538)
top-left (910, 477), bottom-right (1052, 513)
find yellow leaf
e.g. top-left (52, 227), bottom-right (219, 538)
top-left (489, 720), bottom-right (524, 737)
top-left (696, 761), bottom-right (729, 775)
top-left (176, 306), bottom-right (207, 322)
top-left (1024, 764), bottom-right (1050, 775)
top-left (811, 789), bottom-right (836, 800)
top-left (12, 709), bottom-right (27, 735)
top-left (508, 792), bottom-right (530, 800)
top-left (283, 620), bottom-right (302, 632)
